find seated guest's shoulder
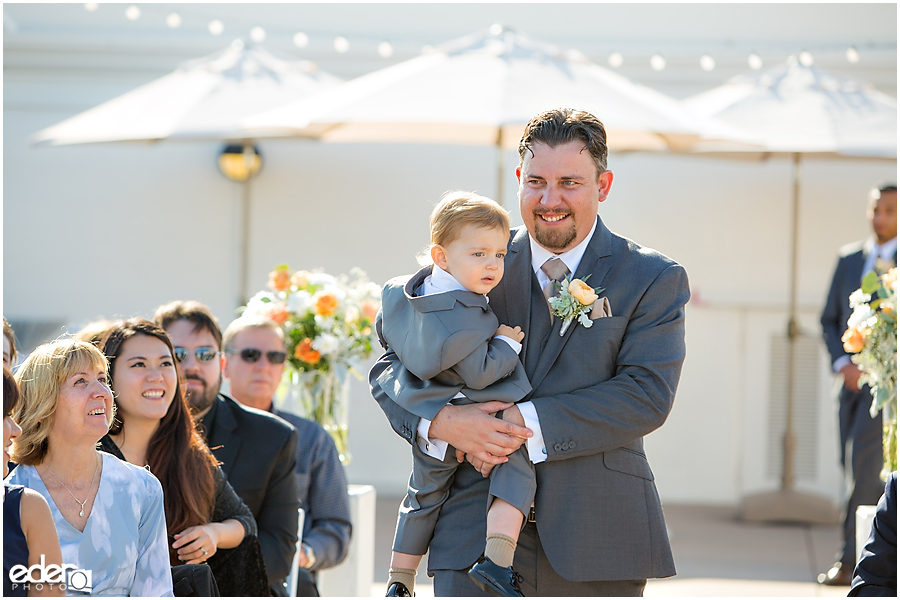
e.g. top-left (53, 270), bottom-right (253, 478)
top-left (220, 394), bottom-right (297, 437)
top-left (274, 410), bottom-right (328, 440)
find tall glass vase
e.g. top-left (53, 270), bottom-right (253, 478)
top-left (280, 369), bottom-right (351, 465)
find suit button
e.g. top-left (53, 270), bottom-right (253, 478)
top-left (553, 443), bottom-right (561, 451)
top-left (569, 441), bottom-right (576, 449)
top-left (562, 442), bottom-right (570, 450)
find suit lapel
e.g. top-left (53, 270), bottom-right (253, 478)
top-left (208, 397), bottom-right (241, 477)
top-left (527, 218), bottom-right (613, 391)
top-left (496, 228), bottom-right (535, 359)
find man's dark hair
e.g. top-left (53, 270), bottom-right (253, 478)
top-left (518, 108), bottom-right (609, 175)
top-left (153, 300), bottom-right (223, 351)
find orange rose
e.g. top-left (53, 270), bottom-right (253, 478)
top-left (314, 292), bottom-right (339, 316)
top-left (841, 326), bottom-right (867, 354)
top-left (294, 338), bottom-right (321, 364)
top-left (265, 303), bottom-right (290, 325)
top-left (361, 300), bottom-right (379, 323)
top-left (291, 270), bottom-right (310, 289)
top-left (268, 267), bottom-right (292, 292)
top-left (568, 278), bottom-right (599, 306)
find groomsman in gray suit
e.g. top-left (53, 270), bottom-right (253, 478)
top-left (818, 184), bottom-right (897, 587)
top-left (370, 108), bottom-right (690, 596)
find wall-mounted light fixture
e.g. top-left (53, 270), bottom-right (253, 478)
top-left (218, 143), bottom-right (262, 182)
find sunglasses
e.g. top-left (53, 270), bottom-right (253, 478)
top-left (227, 348), bottom-right (287, 365)
top-left (173, 347), bottom-right (220, 363)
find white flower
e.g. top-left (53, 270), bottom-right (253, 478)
top-left (308, 272), bottom-right (337, 287)
top-left (287, 290), bottom-right (313, 315)
top-left (848, 304), bottom-right (876, 329)
top-left (313, 333), bottom-right (340, 356)
top-left (849, 289), bottom-right (871, 308)
top-left (243, 291), bottom-right (276, 318)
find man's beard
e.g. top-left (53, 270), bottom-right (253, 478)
top-left (184, 373), bottom-right (221, 415)
top-left (532, 216), bottom-right (577, 251)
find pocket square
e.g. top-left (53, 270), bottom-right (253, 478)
top-left (590, 297), bottom-right (612, 319)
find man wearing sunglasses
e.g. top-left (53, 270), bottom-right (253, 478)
top-left (221, 315), bottom-right (352, 597)
top-left (154, 301), bottom-right (301, 597)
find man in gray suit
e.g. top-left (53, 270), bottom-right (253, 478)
top-left (370, 108), bottom-right (690, 596)
top-left (818, 184), bottom-right (897, 586)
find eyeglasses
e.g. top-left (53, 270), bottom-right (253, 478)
top-left (227, 348), bottom-right (287, 365)
top-left (173, 347), bottom-right (220, 363)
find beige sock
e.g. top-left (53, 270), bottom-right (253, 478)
top-left (484, 533), bottom-right (517, 568)
top-left (387, 568), bottom-right (417, 593)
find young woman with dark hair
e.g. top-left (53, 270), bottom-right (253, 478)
top-left (99, 318), bottom-right (268, 596)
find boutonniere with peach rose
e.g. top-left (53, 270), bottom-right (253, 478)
top-left (549, 275), bottom-right (605, 336)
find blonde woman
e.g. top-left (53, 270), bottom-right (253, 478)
top-left (8, 340), bottom-right (173, 596)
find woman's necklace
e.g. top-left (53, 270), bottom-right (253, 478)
top-left (46, 454), bottom-right (101, 518)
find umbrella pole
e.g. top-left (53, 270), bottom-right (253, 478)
top-left (496, 129), bottom-right (507, 213)
top-left (239, 177), bottom-right (251, 307)
top-left (739, 153), bottom-right (838, 524)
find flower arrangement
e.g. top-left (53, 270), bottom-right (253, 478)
top-left (242, 265), bottom-right (382, 463)
top-left (842, 267), bottom-right (897, 478)
top-left (549, 275), bottom-right (604, 336)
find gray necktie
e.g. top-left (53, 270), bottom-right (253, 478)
top-left (541, 257), bottom-right (570, 316)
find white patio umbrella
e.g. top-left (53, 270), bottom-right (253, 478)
top-left (32, 40), bottom-right (342, 304)
top-left (242, 25), bottom-right (757, 206)
top-left (685, 59), bottom-right (897, 524)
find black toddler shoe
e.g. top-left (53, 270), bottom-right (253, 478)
top-left (385, 581), bottom-right (413, 597)
top-left (468, 556), bottom-right (524, 597)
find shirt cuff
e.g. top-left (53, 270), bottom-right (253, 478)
top-left (516, 401), bottom-right (547, 464)
top-left (833, 355), bottom-right (852, 373)
top-left (417, 418), bottom-right (448, 460)
top-left (494, 335), bottom-right (523, 355)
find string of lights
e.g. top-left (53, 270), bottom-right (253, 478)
top-left (77, 3), bottom-right (893, 73)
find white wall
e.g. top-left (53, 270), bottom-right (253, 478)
top-left (3, 4), bottom-right (897, 506)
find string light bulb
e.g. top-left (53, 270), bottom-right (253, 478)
top-left (699, 54), bottom-right (715, 71)
top-left (650, 54), bottom-right (666, 71)
top-left (798, 50), bottom-right (814, 66)
top-left (846, 46), bottom-right (860, 63)
top-left (334, 36), bottom-right (349, 53)
top-left (208, 19), bottom-right (224, 35)
top-left (166, 12), bottom-right (181, 28)
top-left (748, 52), bottom-right (763, 70)
top-left (250, 26), bottom-right (266, 43)
top-left (293, 32), bottom-right (309, 48)
top-left (125, 5), bottom-right (140, 20)
top-left (378, 41), bottom-right (393, 58)
top-left (608, 52), bottom-right (623, 68)
top-left (84, 3), bottom-right (99, 11)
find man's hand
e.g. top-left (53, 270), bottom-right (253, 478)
top-left (463, 404), bottom-right (530, 477)
top-left (841, 363), bottom-right (863, 392)
top-left (430, 402), bottom-right (532, 466)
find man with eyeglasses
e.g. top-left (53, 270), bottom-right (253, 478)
top-left (221, 315), bottom-right (352, 597)
top-left (153, 301), bottom-right (301, 597)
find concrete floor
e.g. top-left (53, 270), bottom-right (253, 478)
top-left (369, 497), bottom-right (852, 597)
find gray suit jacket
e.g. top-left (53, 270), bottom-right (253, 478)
top-left (376, 265), bottom-right (532, 420)
top-left (370, 217), bottom-right (689, 581)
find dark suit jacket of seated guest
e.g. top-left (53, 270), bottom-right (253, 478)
top-left (850, 471), bottom-right (897, 597)
top-left (199, 393), bottom-right (301, 596)
top-left (273, 409), bottom-right (352, 573)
